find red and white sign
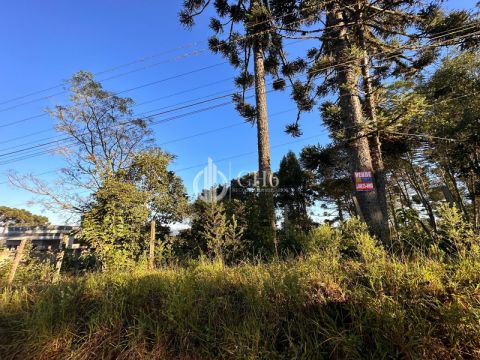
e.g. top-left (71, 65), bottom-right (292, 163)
top-left (355, 171), bottom-right (374, 191)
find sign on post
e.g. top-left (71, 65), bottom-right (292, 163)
top-left (354, 171), bottom-right (374, 191)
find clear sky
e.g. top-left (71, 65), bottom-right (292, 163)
top-left (0, 0), bottom-right (477, 224)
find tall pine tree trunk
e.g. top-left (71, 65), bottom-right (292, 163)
top-left (359, 28), bottom-right (390, 243)
top-left (252, 0), bottom-right (277, 255)
top-left (328, 7), bottom-right (388, 242)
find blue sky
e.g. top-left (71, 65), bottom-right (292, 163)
top-left (0, 0), bottom-right (477, 223)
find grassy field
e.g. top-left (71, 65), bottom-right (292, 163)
top-left (1, 224), bottom-right (479, 359)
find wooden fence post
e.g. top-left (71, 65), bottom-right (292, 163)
top-left (7, 237), bottom-right (29, 286)
top-left (148, 220), bottom-right (156, 271)
top-left (54, 235), bottom-right (68, 282)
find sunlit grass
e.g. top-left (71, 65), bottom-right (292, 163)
top-left (1, 243), bottom-right (479, 359)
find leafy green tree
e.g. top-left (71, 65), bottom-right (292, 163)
top-left (227, 173), bottom-right (276, 256)
top-left (301, 145), bottom-right (357, 223)
top-left (53, 71), bottom-right (152, 183)
top-left (201, 201), bottom-right (244, 262)
top-left (81, 179), bottom-right (149, 270)
top-left (9, 71), bottom-right (152, 213)
top-left (125, 148), bottom-right (188, 225)
top-left (420, 51), bottom-right (480, 231)
top-left (201, 201), bottom-right (227, 260)
top-left (0, 206), bottom-right (49, 229)
top-left (377, 52), bottom-right (480, 239)
top-left (81, 149), bottom-right (188, 269)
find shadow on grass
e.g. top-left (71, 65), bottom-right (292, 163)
top-left (0, 259), bottom-right (479, 359)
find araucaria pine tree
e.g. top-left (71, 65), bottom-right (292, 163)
top-left (179, 0), bottom-right (288, 255)
top-left (269, 0), bottom-right (479, 243)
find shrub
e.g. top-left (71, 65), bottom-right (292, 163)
top-left (435, 204), bottom-right (478, 257)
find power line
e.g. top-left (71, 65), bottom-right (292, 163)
top-left (2, 0), bottom-right (459, 115)
top-left (0, 23), bottom-right (478, 164)
top-left (0, 99), bottom-right (243, 164)
top-left (0, 1), bottom-right (339, 111)
top-left (0, 108), bottom-right (298, 183)
top-left (1, 88), bottom-right (474, 195)
top-left (174, 133), bottom-right (326, 173)
top-left (135, 77), bottom-right (234, 107)
top-left (0, 92), bottom-right (234, 155)
top-left (2, 3), bottom-right (477, 207)
top-left (0, 75), bottom-right (235, 140)
top-left (0, 20), bottom-right (474, 138)
top-left (1, 129), bottom-right (326, 210)
top-left (0, 19), bottom-right (477, 130)
top-left (0, 72), bottom-right (308, 154)
top-left (0, 113), bottom-right (47, 129)
top-left (1, 0), bottom-right (365, 108)
top-left (0, 94), bottom-right (288, 164)
top-left (0, 62), bottom-right (230, 115)
top-left (0, 26), bottom-right (475, 164)
top-left (0, 40), bottom-right (298, 128)
top-left (0, 76), bottom-right (467, 165)
top-left (0, 100), bottom-right (237, 165)
top-left (0, 22), bottom-right (476, 158)
top-left (0, 41), bottom-right (206, 107)
top-left (0, 69), bottom-right (312, 160)
top-left (0, 70), bottom-right (234, 130)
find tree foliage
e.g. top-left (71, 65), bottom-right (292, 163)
top-left (124, 148), bottom-right (188, 224)
top-left (9, 71), bottom-right (152, 214)
top-left (276, 151), bottom-right (315, 232)
top-left (175, 199), bottom-right (244, 262)
top-left (0, 207), bottom-right (49, 228)
top-left (180, 0), bottom-right (286, 118)
top-left (81, 179), bottom-right (148, 269)
top-left (81, 149), bottom-right (188, 269)
top-left (52, 71), bottom-right (152, 186)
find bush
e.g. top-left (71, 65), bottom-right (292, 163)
top-left (61, 250), bottom-right (101, 274)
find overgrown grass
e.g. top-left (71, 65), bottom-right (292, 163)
top-left (1, 222), bottom-right (479, 359)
